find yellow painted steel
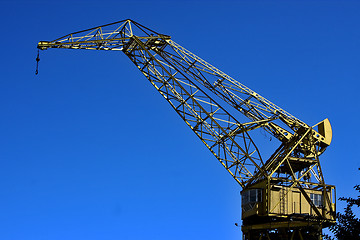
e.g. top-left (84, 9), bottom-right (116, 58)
top-left (38, 19), bottom-right (335, 240)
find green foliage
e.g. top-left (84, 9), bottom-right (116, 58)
top-left (324, 169), bottom-right (360, 240)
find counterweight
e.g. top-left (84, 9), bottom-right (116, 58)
top-left (38, 19), bottom-right (336, 240)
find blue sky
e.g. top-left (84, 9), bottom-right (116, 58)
top-left (1, 0), bottom-right (359, 239)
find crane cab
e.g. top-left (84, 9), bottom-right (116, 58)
top-left (241, 180), bottom-right (336, 226)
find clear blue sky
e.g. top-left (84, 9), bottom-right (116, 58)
top-left (1, 0), bottom-right (359, 239)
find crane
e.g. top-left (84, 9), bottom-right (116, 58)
top-left (38, 19), bottom-right (336, 240)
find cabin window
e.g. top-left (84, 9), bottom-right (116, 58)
top-left (310, 193), bottom-right (323, 207)
top-left (242, 189), bottom-right (262, 205)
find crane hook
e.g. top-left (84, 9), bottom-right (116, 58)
top-left (35, 49), bottom-right (40, 75)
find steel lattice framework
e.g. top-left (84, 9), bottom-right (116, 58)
top-left (38, 19), bottom-right (336, 240)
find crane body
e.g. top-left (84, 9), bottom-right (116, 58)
top-left (38, 19), bottom-right (336, 240)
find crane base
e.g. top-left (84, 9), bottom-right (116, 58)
top-left (242, 222), bottom-right (323, 240)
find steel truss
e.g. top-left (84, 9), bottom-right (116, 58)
top-left (38, 19), bottom-right (336, 239)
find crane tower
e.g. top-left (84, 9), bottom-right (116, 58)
top-left (38, 19), bottom-right (336, 240)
